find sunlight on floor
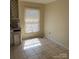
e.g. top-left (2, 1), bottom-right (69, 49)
top-left (23, 38), bottom-right (41, 50)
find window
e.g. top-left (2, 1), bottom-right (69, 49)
top-left (24, 8), bottom-right (40, 33)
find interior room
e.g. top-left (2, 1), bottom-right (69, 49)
top-left (10, 0), bottom-right (69, 59)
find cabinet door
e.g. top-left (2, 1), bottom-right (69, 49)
top-left (14, 34), bottom-right (20, 45)
top-left (10, 32), bottom-right (14, 45)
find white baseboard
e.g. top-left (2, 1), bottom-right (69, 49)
top-left (44, 36), bottom-right (69, 50)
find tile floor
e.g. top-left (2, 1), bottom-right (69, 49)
top-left (10, 38), bottom-right (68, 59)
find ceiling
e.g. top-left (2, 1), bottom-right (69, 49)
top-left (19, 0), bottom-right (56, 4)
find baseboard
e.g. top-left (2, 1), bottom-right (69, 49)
top-left (44, 37), bottom-right (69, 50)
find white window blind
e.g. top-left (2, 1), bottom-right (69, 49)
top-left (24, 8), bottom-right (40, 33)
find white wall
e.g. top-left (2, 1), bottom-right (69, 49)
top-left (44, 0), bottom-right (69, 49)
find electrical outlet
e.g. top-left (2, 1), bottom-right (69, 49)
top-left (49, 32), bottom-right (51, 35)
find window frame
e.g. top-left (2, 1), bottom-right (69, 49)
top-left (24, 7), bottom-right (41, 33)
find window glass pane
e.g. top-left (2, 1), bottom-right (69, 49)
top-left (25, 8), bottom-right (40, 22)
top-left (32, 24), bottom-right (40, 32)
top-left (25, 24), bottom-right (32, 33)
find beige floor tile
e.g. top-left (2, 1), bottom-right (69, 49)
top-left (11, 38), bottom-right (68, 59)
